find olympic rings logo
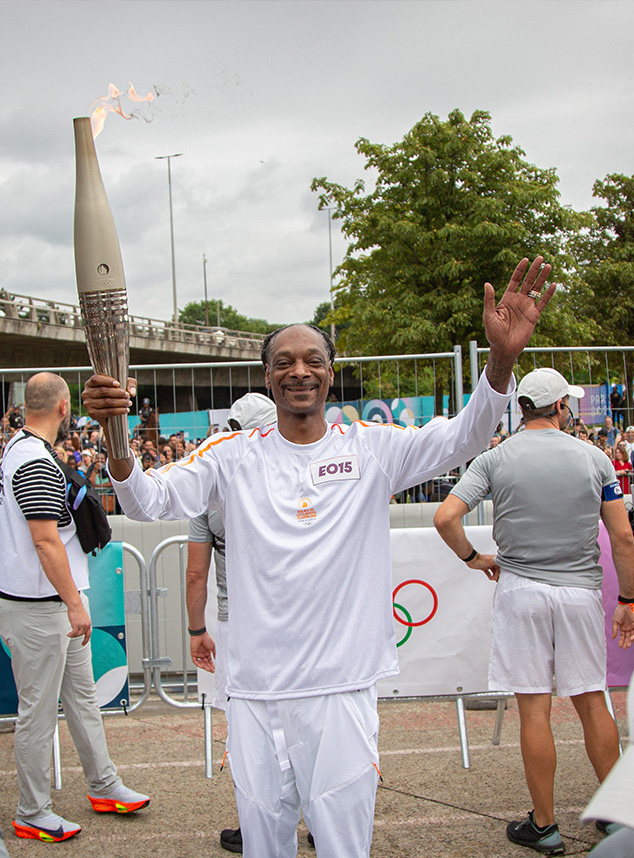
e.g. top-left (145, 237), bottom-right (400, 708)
top-left (393, 579), bottom-right (439, 647)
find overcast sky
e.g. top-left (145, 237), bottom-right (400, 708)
top-left (2, 0), bottom-right (634, 327)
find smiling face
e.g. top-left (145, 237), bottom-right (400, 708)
top-left (265, 325), bottom-right (334, 420)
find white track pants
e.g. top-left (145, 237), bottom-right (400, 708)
top-left (226, 686), bottom-right (380, 858)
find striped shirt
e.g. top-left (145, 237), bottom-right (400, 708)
top-left (0, 431), bottom-right (88, 597)
top-left (12, 457), bottom-right (72, 527)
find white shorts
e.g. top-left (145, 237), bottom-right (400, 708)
top-left (488, 571), bottom-right (607, 697)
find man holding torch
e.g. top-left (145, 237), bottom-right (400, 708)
top-left (83, 257), bottom-right (554, 858)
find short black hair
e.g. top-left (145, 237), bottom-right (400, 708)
top-left (518, 397), bottom-right (559, 422)
top-left (261, 324), bottom-right (336, 369)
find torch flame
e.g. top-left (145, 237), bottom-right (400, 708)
top-left (90, 82), bottom-right (155, 139)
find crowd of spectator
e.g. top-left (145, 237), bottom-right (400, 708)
top-left (2, 396), bottom-right (633, 513)
top-left (396, 407), bottom-right (634, 504)
top-left (0, 403), bottom-right (207, 515)
top-left (483, 412), bottom-right (634, 496)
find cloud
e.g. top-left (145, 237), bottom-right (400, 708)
top-left (2, 0), bottom-right (634, 328)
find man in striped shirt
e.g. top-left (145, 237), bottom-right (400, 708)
top-left (0, 373), bottom-right (149, 844)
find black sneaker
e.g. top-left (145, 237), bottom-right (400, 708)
top-left (596, 820), bottom-right (622, 836)
top-left (220, 827), bottom-right (242, 854)
top-left (307, 831), bottom-right (315, 848)
top-left (506, 810), bottom-right (565, 854)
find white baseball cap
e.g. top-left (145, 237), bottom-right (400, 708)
top-left (517, 368), bottom-right (584, 409)
top-left (581, 678), bottom-right (634, 828)
top-left (227, 392), bottom-right (277, 431)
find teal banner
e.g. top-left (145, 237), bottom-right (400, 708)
top-left (0, 542), bottom-right (129, 716)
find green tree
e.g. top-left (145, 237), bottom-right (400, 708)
top-left (179, 299), bottom-right (279, 334)
top-left (574, 174), bottom-right (634, 345)
top-left (311, 110), bottom-right (590, 379)
top-left (307, 298), bottom-right (349, 342)
top-left (308, 301), bottom-right (331, 329)
top-left (565, 173), bottom-right (634, 395)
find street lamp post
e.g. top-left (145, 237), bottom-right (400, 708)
top-left (202, 253), bottom-right (209, 328)
top-left (156, 153), bottom-right (182, 328)
top-left (203, 254), bottom-right (221, 327)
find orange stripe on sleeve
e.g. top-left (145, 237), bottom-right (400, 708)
top-left (159, 426), bottom-right (276, 472)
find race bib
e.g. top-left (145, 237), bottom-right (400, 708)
top-left (310, 455), bottom-right (360, 485)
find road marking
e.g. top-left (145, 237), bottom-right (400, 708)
top-left (0, 739), bottom-right (586, 778)
top-left (381, 739), bottom-right (584, 756)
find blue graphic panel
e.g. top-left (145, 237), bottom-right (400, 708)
top-left (0, 542), bottom-right (129, 716)
top-left (0, 637), bottom-right (17, 716)
top-left (87, 542), bottom-right (129, 710)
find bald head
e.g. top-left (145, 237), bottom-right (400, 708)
top-left (24, 373), bottom-right (69, 415)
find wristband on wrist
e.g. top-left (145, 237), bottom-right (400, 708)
top-left (617, 596), bottom-right (634, 604)
top-left (461, 548), bottom-right (478, 563)
top-left (188, 626), bottom-right (207, 637)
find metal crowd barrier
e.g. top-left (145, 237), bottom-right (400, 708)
top-left (145, 534), bottom-right (215, 778)
top-left (2, 531), bottom-right (626, 784)
top-left (0, 348), bottom-right (464, 437)
top-left (47, 542), bottom-right (150, 791)
top-left (121, 542), bottom-right (153, 714)
top-left (147, 535), bottom-right (199, 710)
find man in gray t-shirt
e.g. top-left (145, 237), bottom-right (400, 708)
top-left (434, 368), bottom-right (634, 856)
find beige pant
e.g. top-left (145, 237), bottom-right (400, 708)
top-left (0, 593), bottom-right (120, 820)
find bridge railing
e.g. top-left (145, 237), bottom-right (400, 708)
top-left (0, 290), bottom-right (265, 350)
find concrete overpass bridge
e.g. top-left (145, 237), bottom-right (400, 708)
top-left (0, 290), bottom-right (265, 369)
top-left (0, 292), bottom-right (362, 415)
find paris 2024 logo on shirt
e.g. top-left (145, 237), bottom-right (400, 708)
top-left (296, 497), bottom-right (317, 526)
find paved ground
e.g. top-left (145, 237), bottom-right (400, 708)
top-left (0, 692), bottom-right (627, 858)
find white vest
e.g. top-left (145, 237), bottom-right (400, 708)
top-left (0, 432), bottom-right (88, 598)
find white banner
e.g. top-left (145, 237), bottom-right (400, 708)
top-left (207, 408), bottom-right (231, 434)
top-left (199, 525), bottom-right (498, 703)
top-left (378, 526), bottom-right (498, 698)
top-left (197, 523), bottom-right (634, 702)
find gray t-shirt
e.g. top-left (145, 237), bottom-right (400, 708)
top-left (188, 510), bottom-right (227, 621)
top-left (451, 428), bottom-right (619, 589)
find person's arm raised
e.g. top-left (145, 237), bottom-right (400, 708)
top-left (483, 256), bottom-right (556, 393)
top-left (82, 374), bottom-right (136, 481)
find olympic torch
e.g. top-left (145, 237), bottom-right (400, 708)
top-left (73, 116), bottom-right (130, 459)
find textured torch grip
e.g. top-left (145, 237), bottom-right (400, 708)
top-left (79, 289), bottom-right (131, 460)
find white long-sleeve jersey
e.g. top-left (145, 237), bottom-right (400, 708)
top-left (111, 372), bottom-right (513, 700)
